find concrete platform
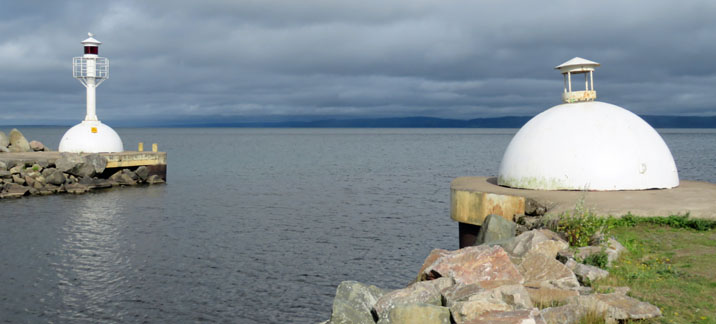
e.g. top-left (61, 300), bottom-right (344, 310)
top-left (452, 176), bottom-right (716, 220)
top-left (0, 151), bottom-right (167, 178)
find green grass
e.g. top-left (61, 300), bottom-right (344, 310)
top-left (591, 222), bottom-right (716, 324)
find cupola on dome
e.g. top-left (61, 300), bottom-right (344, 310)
top-left (497, 58), bottom-right (679, 191)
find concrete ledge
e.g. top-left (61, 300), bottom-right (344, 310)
top-left (452, 176), bottom-right (716, 220)
top-left (451, 189), bottom-right (525, 225)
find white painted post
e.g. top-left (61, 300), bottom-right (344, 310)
top-left (567, 72), bottom-right (572, 92)
top-left (85, 59), bottom-right (98, 121)
top-left (590, 71), bottom-right (594, 91)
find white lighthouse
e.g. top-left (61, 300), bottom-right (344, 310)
top-left (497, 57), bottom-right (679, 190)
top-left (59, 33), bottom-right (123, 153)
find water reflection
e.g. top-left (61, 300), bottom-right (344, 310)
top-left (54, 193), bottom-right (129, 322)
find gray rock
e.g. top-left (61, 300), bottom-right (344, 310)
top-left (8, 129), bottom-right (32, 152)
top-left (0, 146), bottom-right (9, 153)
top-left (135, 166), bottom-right (149, 181)
top-left (84, 154), bottom-right (107, 175)
top-left (0, 131), bottom-right (8, 147)
top-left (329, 281), bottom-right (387, 324)
top-left (462, 308), bottom-right (547, 324)
top-left (448, 284), bottom-right (533, 324)
top-left (12, 174), bottom-right (25, 185)
top-left (3, 183), bottom-right (28, 196)
top-left (563, 293), bottom-right (662, 323)
top-left (45, 169), bottom-right (67, 186)
top-left (441, 283), bottom-right (486, 307)
top-left (373, 278), bottom-right (453, 321)
top-left (0, 161), bottom-right (6, 170)
top-left (565, 259), bottom-right (610, 284)
top-left (24, 175), bottom-right (35, 187)
top-left (91, 178), bottom-right (113, 189)
top-left (6, 160), bottom-right (25, 169)
top-left (9, 165), bottom-right (24, 175)
top-left (541, 304), bottom-right (583, 324)
top-left (65, 183), bottom-right (90, 194)
top-left (383, 303), bottom-right (450, 324)
top-left (124, 169), bottom-right (138, 181)
top-left (55, 153), bottom-right (85, 173)
top-left (0, 170), bottom-right (12, 179)
top-left (517, 215), bottom-right (543, 230)
top-left (499, 229), bottom-right (570, 263)
top-left (29, 140), bottom-right (46, 151)
top-left (525, 198), bottom-right (548, 216)
top-left (110, 170), bottom-right (137, 185)
top-left (146, 174), bottom-right (165, 184)
top-left (42, 184), bottom-right (60, 194)
top-left (476, 214), bottom-right (517, 245)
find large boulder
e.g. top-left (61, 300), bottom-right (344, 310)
top-left (29, 140), bottom-right (46, 151)
top-left (499, 229), bottom-right (569, 263)
top-left (44, 169), bottom-right (67, 186)
top-left (565, 259), bottom-right (609, 284)
top-left (475, 214), bottom-right (517, 245)
top-left (65, 183), bottom-right (90, 194)
top-left (85, 154), bottom-right (107, 175)
top-left (8, 129), bottom-right (32, 152)
top-left (2, 182), bottom-right (29, 197)
top-left (0, 131), bottom-right (9, 148)
top-left (460, 308), bottom-right (547, 324)
top-left (146, 174), bottom-right (165, 184)
top-left (446, 284), bottom-right (533, 323)
top-left (541, 293), bottom-right (661, 324)
top-left (418, 246), bottom-right (523, 288)
top-left (135, 166), bottom-right (150, 181)
top-left (372, 277), bottom-right (453, 321)
top-left (55, 153), bottom-right (86, 173)
top-left (328, 281), bottom-right (387, 324)
top-left (110, 169), bottom-right (138, 185)
top-left (518, 253), bottom-right (580, 306)
top-left (378, 303), bottom-right (451, 324)
top-left (56, 153), bottom-right (107, 178)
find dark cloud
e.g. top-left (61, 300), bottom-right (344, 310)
top-left (1, 0), bottom-right (715, 125)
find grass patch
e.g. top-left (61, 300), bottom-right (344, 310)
top-left (591, 223), bottom-right (716, 324)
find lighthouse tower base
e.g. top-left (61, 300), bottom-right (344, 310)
top-left (59, 120), bottom-right (124, 153)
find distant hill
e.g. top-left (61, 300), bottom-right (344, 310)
top-left (177, 115), bottom-right (716, 128)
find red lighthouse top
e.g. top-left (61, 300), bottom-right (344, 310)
top-left (81, 33), bottom-right (101, 55)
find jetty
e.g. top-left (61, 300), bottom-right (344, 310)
top-left (0, 151), bottom-right (167, 178)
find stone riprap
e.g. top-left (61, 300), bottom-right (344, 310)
top-left (0, 152), bottom-right (164, 199)
top-left (321, 227), bottom-right (662, 324)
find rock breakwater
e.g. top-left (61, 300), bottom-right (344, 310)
top-left (321, 218), bottom-right (662, 324)
top-left (0, 128), bottom-right (164, 199)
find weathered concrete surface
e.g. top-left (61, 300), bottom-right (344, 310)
top-left (452, 176), bottom-right (716, 219)
top-left (451, 189), bottom-right (525, 225)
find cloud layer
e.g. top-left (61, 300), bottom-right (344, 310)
top-left (1, 0), bottom-right (715, 125)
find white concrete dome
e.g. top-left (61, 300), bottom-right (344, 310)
top-left (497, 101), bottom-right (679, 190)
top-left (59, 121), bottom-right (124, 153)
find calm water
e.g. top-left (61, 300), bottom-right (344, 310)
top-left (1, 128), bottom-right (715, 323)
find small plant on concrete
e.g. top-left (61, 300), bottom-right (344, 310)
top-left (557, 199), bottom-right (609, 247)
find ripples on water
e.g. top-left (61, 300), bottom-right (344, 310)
top-left (0, 128), bottom-right (714, 323)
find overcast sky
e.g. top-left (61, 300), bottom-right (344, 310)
top-left (1, 0), bottom-right (715, 125)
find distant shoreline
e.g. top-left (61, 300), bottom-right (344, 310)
top-left (3, 115), bottom-right (716, 128)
